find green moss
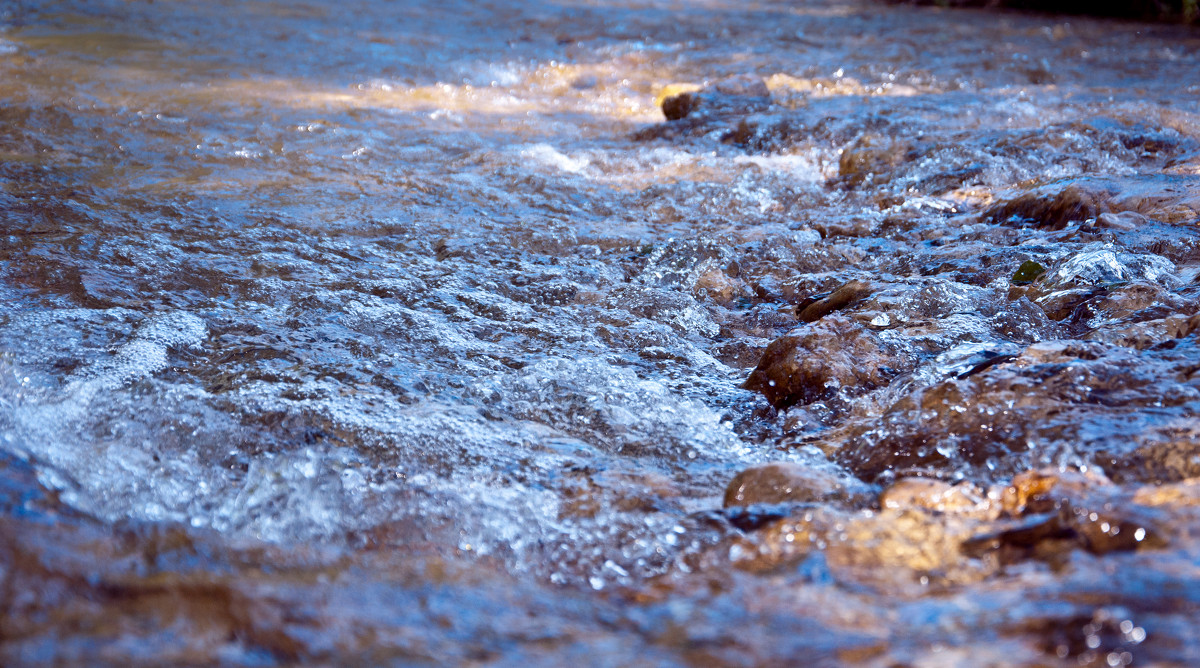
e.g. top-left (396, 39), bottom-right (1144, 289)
top-left (1011, 260), bottom-right (1047, 285)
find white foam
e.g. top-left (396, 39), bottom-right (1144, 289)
top-left (520, 143), bottom-right (592, 174)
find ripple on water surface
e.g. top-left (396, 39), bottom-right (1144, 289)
top-left (3, 0), bottom-right (1200, 665)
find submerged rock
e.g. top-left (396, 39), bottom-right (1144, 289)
top-left (1042, 246), bottom-right (1176, 290)
top-left (999, 468), bottom-right (1108, 516)
top-left (1085, 211), bottom-right (1147, 232)
top-left (879, 477), bottom-right (996, 518)
top-left (725, 504), bottom-right (984, 581)
top-left (559, 469), bottom-right (681, 519)
top-left (837, 135), bottom-right (919, 188)
top-left (724, 465), bottom-right (1172, 586)
top-left (1084, 313), bottom-right (1198, 349)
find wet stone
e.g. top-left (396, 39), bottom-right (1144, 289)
top-left (947, 468), bottom-right (1169, 567)
top-left (960, 500), bottom-right (1165, 565)
top-left (640, 76), bottom-right (773, 140)
top-left (726, 504), bottom-right (987, 584)
top-left (723, 461), bottom-right (873, 508)
top-left (834, 338), bottom-right (1200, 483)
top-left (692, 267), bottom-right (748, 305)
top-left (1102, 434), bottom-right (1200, 484)
top-left (1010, 247), bottom-right (1180, 324)
top-left (986, 175), bottom-right (1200, 229)
top-left (837, 135), bottom-right (919, 188)
top-left (661, 90), bottom-right (701, 122)
top-left (559, 469), bottom-right (681, 520)
top-left (1083, 313), bottom-right (1198, 349)
top-left (743, 315), bottom-right (909, 410)
top-left (1132, 478), bottom-right (1200, 507)
top-left (796, 279), bottom-right (873, 323)
top-left (879, 477), bottom-right (996, 519)
top-left (1040, 247), bottom-right (1177, 291)
top-left (658, 77), bottom-right (772, 122)
top-left (998, 468), bottom-right (1111, 515)
top-left (1089, 211), bottom-right (1147, 231)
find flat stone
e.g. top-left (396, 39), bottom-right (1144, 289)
top-left (724, 462), bottom-right (871, 507)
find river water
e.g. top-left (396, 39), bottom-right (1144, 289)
top-left (2, 0), bottom-right (1200, 665)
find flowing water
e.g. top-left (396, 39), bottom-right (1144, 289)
top-left (2, 0), bottom-right (1200, 665)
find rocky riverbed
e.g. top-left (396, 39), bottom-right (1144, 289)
top-left (2, 0), bottom-right (1200, 665)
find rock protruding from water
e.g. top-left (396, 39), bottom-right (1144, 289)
top-left (985, 175), bottom-right (1200, 229)
top-left (1008, 244), bottom-right (1180, 324)
top-left (796, 280), bottom-right (872, 323)
top-left (743, 315), bottom-right (906, 410)
top-left (657, 77), bottom-right (772, 122)
top-left (834, 337), bottom-right (1200, 483)
top-left (658, 84), bottom-right (704, 121)
top-left (640, 76), bottom-right (774, 143)
top-left (724, 462), bottom-right (872, 508)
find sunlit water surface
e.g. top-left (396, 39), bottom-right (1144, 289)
top-left (2, 0), bottom-right (1200, 665)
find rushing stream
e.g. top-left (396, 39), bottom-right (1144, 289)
top-left (3, 0), bottom-right (1200, 665)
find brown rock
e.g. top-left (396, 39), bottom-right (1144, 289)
top-left (744, 315), bottom-right (906, 410)
top-left (724, 462), bottom-right (870, 508)
top-left (692, 268), bottom-right (745, 304)
top-left (1132, 478), bottom-right (1200, 506)
top-left (988, 184), bottom-right (1105, 229)
top-left (727, 514), bottom-right (823, 573)
top-left (656, 77), bottom-right (770, 122)
top-left (838, 135), bottom-right (917, 188)
top-left (1166, 150), bottom-right (1200, 175)
top-left (832, 343), bottom-right (1186, 482)
top-left (1069, 501), bottom-right (1165, 554)
top-left (1091, 210), bottom-right (1146, 231)
top-left (796, 280), bottom-right (872, 323)
top-left (1031, 286), bottom-right (1105, 322)
top-left (1000, 467), bottom-right (1110, 517)
top-left (1066, 281), bottom-right (1173, 325)
top-left (833, 376), bottom-right (1058, 482)
top-left (961, 499), bottom-right (1163, 565)
top-left (661, 91), bottom-right (701, 121)
top-left (985, 174), bottom-right (1200, 229)
top-left (729, 506), bottom-right (985, 583)
top-left (1102, 437), bottom-right (1200, 484)
top-left (961, 468), bottom-right (1164, 565)
top-left (558, 470), bottom-right (680, 520)
top-left (1084, 313), bottom-right (1197, 349)
top-left (655, 83), bottom-right (703, 121)
top-left (830, 508), bottom-right (971, 575)
top-left (879, 478), bottom-right (995, 518)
